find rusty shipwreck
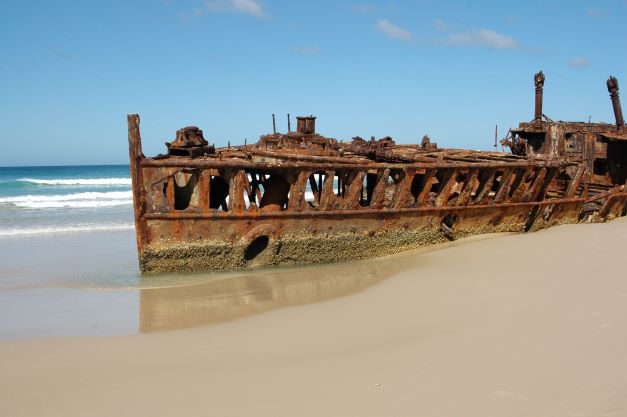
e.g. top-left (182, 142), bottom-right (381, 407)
top-left (128, 73), bottom-right (627, 273)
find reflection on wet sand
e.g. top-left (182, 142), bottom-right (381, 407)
top-left (139, 249), bottom-right (423, 333)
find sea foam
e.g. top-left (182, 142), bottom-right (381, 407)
top-left (0, 191), bottom-right (133, 209)
top-left (17, 178), bottom-right (132, 186)
top-left (0, 223), bottom-right (135, 237)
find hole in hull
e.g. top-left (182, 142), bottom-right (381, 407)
top-left (441, 214), bottom-right (458, 241)
top-left (442, 213), bottom-right (458, 229)
top-left (244, 235), bottom-right (270, 261)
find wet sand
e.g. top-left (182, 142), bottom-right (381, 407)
top-left (1, 219), bottom-right (627, 417)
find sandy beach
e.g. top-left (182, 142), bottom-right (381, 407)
top-left (1, 219), bottom-right (626, 417)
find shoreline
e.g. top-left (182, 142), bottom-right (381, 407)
top-left (0, 227), bottom-right (511, 340)
top-left (1, 218), bottom-right (626, 416)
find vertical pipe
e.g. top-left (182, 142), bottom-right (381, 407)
top-left (534, 71), bottom-right (545, 123)
top-left (607, 76), bottom-right (625, 130)
top-left (287, 114), bottom-right (291, 132)
top-left (272, 114), bottom-right (276, 134)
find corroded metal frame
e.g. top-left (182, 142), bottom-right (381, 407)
top-left (127, 113), bottom-right (627, 274)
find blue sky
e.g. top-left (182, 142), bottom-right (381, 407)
top-left (1, 0), bottom-right (625, 166)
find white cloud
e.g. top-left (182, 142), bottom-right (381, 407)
top-left (568, 57), bottom-right (590, 68)
top-left (375, 19), bottom-right (412, 41)
top-left (205, 0), bottom-right (266, 18)
top-left (434, 19), bottom-right (449, 32)
top-left (443, 29), bottom-right (517, 49)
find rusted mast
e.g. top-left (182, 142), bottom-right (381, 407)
top-left (534, 71), bottom-right (545, 124)
top-left (607, 76), bottom-right (625, 131)
top-left (127, 114), bottom-right (145, 257)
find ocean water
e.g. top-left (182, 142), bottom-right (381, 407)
top-left (0, 165), bottom-right (134, 238)
top-left (0, 165), bottom-right (141, 338)
top-left (0, 164), bottom-right (415, 339)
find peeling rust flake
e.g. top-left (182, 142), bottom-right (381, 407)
top-left (128, 72), bottom-right (627, 274)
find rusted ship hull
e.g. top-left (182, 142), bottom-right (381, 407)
top-left (128, 74), bottom-right (627, 274)
top-left (128, 121), bottom-right (605, 273)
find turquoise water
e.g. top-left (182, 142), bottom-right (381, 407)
top-left (0, 165), bottom-right (133, 237)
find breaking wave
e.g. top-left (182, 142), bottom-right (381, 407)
top-left (0, 223), bottom-right (135, 238)
top-left (17, 178), bottom-right (132, 186)
top-left (0, 191), bottom-right (133, 209)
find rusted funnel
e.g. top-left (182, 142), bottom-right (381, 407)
top-left (607, 76), bottom-right (625, 130)
top-left (534, 71), bottom-right (545, 123)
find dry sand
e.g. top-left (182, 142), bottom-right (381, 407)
top-left (1, 218), bottom-right (626, 417)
